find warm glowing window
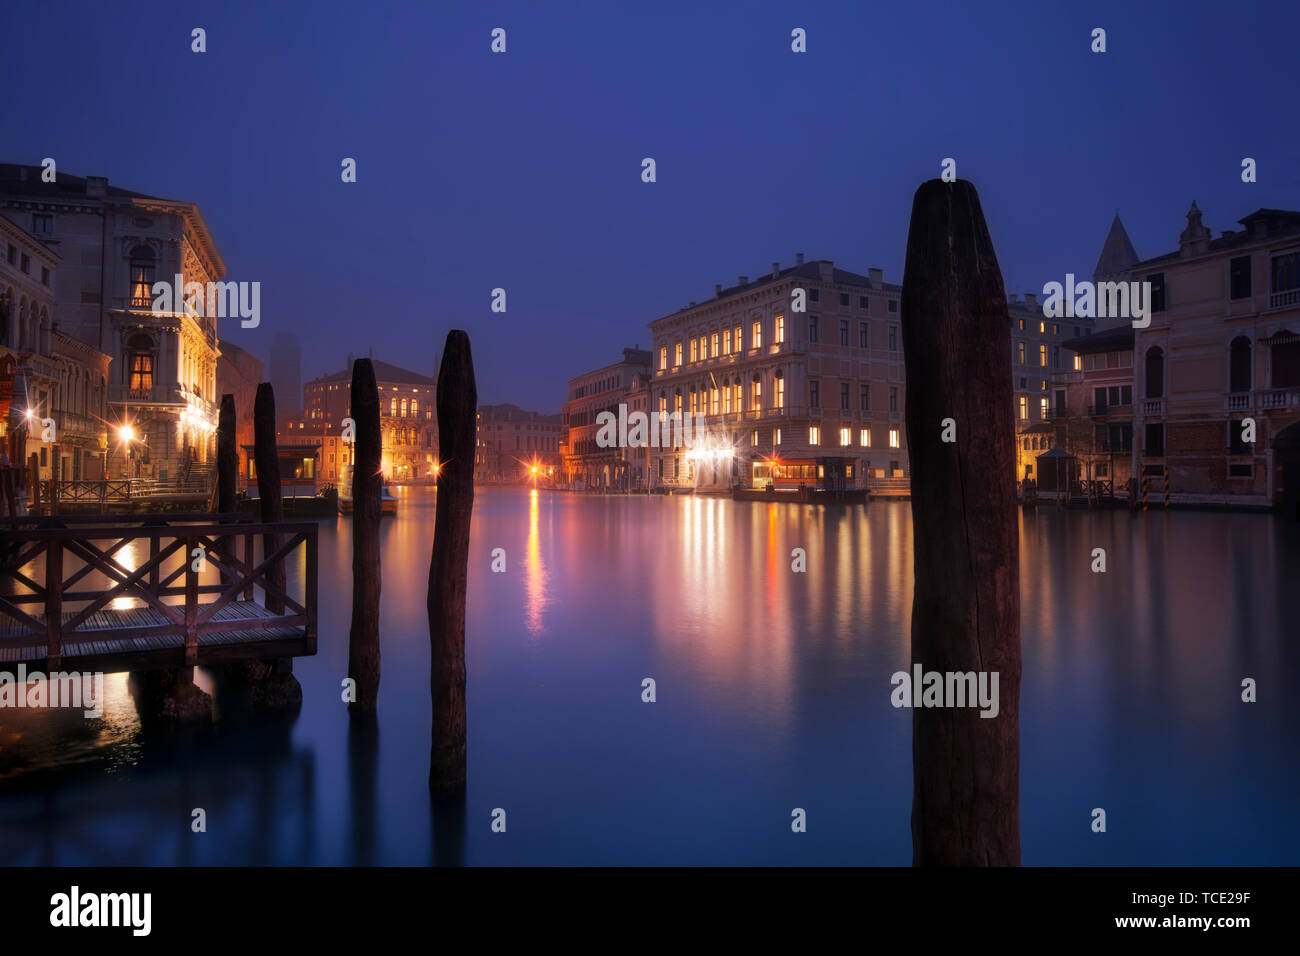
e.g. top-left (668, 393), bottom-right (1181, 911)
top-left (128, 246), bottom-right (156, 308)
top-left (775, 376), bottom-right (785, 408)
top-left (1073, 354), bottom-right (1082, 371)
top-left (690, 339), bottom-right (698, 363)
top-left (1018, 396), bottom-right (1028, 420)
top-left (659, 347), bottom-right (667, 370)
top-left (1039, 344), bottom-right (1048, 367)
top-left (775, 315), bottom-right (785, 343)
top-left (390, 398), bottom-right (397, 416)
top-left (401, 398), bottom-right (408, 417)
top-left (734, 326), bottom-right (742, 350)
top-left (889, 428), bottom-right (900, 449)
top-left (711, 332), bottom-right (719, 356)
top-left (723, 386), bottom-right (731, 413)
top-left (674, 393), bottom-right (682, 413)
top-left (411, 399), bottom-right (418, 416)
top-left (860, 428), bottom-right (871, 447)
top-left (1018, 341), bottom-right (1026, 364)
top-left (129, 350), bottom-right (153, 391)
top-left (809, 426), bottom-right (821, 445)
top-left (659, 395), bottom-right (667, 414)
top-left (774, 428), bottom-right (782, 445)
top-left (752, 321), bottom-right (762, 349)
top-left (1040, 397), bottom-right (1050, 420)
top-left (723, 329), bottom-right (731, 354)
top-left (710, 387), bottom-right (719, 414)
top-left (675, 342), bottom-right (682, 366)
top-left (839, 427), bottom-right (851, 446)
top-left (751, 380), bottom-right (762, 410)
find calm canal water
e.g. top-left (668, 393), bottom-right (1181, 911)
top-left (2, 487), bottom-right (1297, 865)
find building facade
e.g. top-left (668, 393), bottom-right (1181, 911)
top-left (475, 403), bottom-right (563, 482)
top-left (1, 212), bottom-right (109, 487)
top-left (302, 357), bottom-right (437, 481)
top-left (562, 347), bottom-right (651, 490)
top-left (1128, 205), bottom-right (1300, 506)
top-left (646, 255), bottom-right (908, 492)
top-left (215, 340), bottom-right (264, 487)
top-left (0, 165), bottom-right (224, 483)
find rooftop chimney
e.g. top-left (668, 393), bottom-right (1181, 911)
top-left (1008, 293), bottom-right (1019, 304)
top-left (868, 267), bottom-right (883, 284)
top-left (739, 276), bottom-right (748, 285)
top-left (85, 176), bottom-right (108, 198)
top-left (818, 260), bottom-right (834, 281)
top-left (795, 252), bottom-right (804, 265)
top-left (1023, 292), bottom-right (1037, 308)
top-left (715, 283), bottom-right (723, 297)
top-left (771, 261), bottom-right (779, 278)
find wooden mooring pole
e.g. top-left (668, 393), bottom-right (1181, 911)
top-left (216, 394), bottom-right (237, 586)
top-left (428, 330), bottom-right (476, 795)
top-left (348, 358), bottom-right (382, 715)
top-left (253, 383), bottom-right (286, 614)
top-left (900, 179), bottom-right (1021, 866)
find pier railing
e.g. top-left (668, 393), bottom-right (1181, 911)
top-left (0, 514), bottom-right (317, 670)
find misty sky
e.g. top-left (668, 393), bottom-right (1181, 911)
top-left (3, 0), bottom-right (1297, 411)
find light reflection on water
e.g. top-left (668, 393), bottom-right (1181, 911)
top-left (0, 488), bottom-right (1297, 865)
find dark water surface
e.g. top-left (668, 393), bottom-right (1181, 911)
top-left (2, 487), bottom-right (1297, 865)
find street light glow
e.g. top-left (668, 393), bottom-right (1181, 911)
top-left (119, 424), bottom-right (135, 443)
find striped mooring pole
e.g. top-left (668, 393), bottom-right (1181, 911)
top-left (1142, 475), bottom-right (1148, 512)
top-left (1164, 465), bottom-right (1170, 509)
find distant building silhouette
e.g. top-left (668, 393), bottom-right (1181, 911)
top-left (268, 332), bottom-right (301, 427)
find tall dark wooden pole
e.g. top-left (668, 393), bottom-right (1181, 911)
top-left (900, 179), bottom-right (1021, 866)
top-left (217, 394), bottom-right (237, 513)
top-left (428, 330), bottom-right (475, 794)
top-left (216, 394), bottom-right (238, 586)
top-left (253, 383), bottom-right (286, 614)
top-left (348, 358), bottom-right (382, 714)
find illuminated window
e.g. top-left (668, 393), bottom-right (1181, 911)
top-left (1039, 321), bottom-right (1046, 333)
top-left (774, 428), bottom-right (781, 445)
top-left (401, 398), bottom-right (408, 417)
top-left (411, 399), bottom-right (418, 416)
top-left (860, 428), bottom-right (871, 447)
top-left (711, 332), bottom-right (719, 356)
top-left (690, 339), bottom-right (698, 363)
top-left (775, 315), bottom-right (785, 344)
top-left (751, 379), bottom-right (762, 411)
top-left (128, 246), bottom-right (156, 308)
top-left (889, 428), bottom-right (900, 449)
top-left (752, 321), bottom-right (762, 349)
top-left (839, 427), bottom-right (851, 446)
top-left (659, 347), bottom-right (667, 370)
top-left (1039, 344), bottom-right (1048, 366)
top-left (1073, 354), bottom-right (1082, 371)
top-left (390, 398), bottom-right (397, 416)
top-left (1040, 397), bottom-right (1049, 420)
top-left (723, 386), bottom-right (731, 414)
top-left (734, 325), bottom-right (742, 350)
top-left (1018, 341), bottom-right (1026, 364)
top-left (775, 375), bottom-right (785, 408)
top-left (128, 334), bottom-right (154, 390)
top-left (809, 426), bottom-right (821, 445)
top-left (723, 329), bottom-right (731, 354)
top-left (1018, 396), bottom-right (1028, 420)
top-left (751, 429), bottom-right (759, 446)
top-left (675, 342), bottom-right (682, 366)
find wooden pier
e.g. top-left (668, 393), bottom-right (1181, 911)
top-left (0, 513), bottom-right (317, 673)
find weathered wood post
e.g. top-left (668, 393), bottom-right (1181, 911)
top-left (216, 394), bottom-right (237, 585)
top-left (253, 383), bottom-right (285, 614)
top-left (900, 179), bottom-right (1021, 866)
top-left (348, 358), bottom-right (382, 715)
top-left (428, 330), bottom-right (475, 794)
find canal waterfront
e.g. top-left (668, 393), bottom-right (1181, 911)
top-left (2, 487), bottom-right (1297, 865)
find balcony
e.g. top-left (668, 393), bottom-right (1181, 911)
top-left (1269, 288), bottom-right (1300, 310)
top-left (1257, 387), bottom-right (1300, 410)
top-left (55, 412), bottom-right (105, 444)
top-left (1088, 403), bottom-right (1132, 417)
top-left (1141, 399), bottom-right (1163, 416)
top-left (1226, 392), bottom-right (1253, 411)
top-left (108, 384), bottom-right (185, 407)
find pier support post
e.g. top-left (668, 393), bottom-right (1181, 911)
top-left (348, 358), bottom-right (382, 715)
top-left (428, 330), bottom-right (476, 795)
top-left (254, 383), bottom-right (286, 613)
top-left (900, 179), bottom-right (1021, 866)
top-left (130, 667), bottom-right (212, 723)
top-left (216, 394), bottom-right (237, 584)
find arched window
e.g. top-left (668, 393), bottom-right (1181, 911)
top-left (1145, 346), bottom-right (1164, 399)
top-left (1230, 336), bottom-right (1252, 393)
top-left (129, 245), bottom-right (156, 307)
top-left (127, 333), bottom-right (154, 392)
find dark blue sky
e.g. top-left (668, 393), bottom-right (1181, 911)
top-left (3, 0), bottom-right (1297, 411)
